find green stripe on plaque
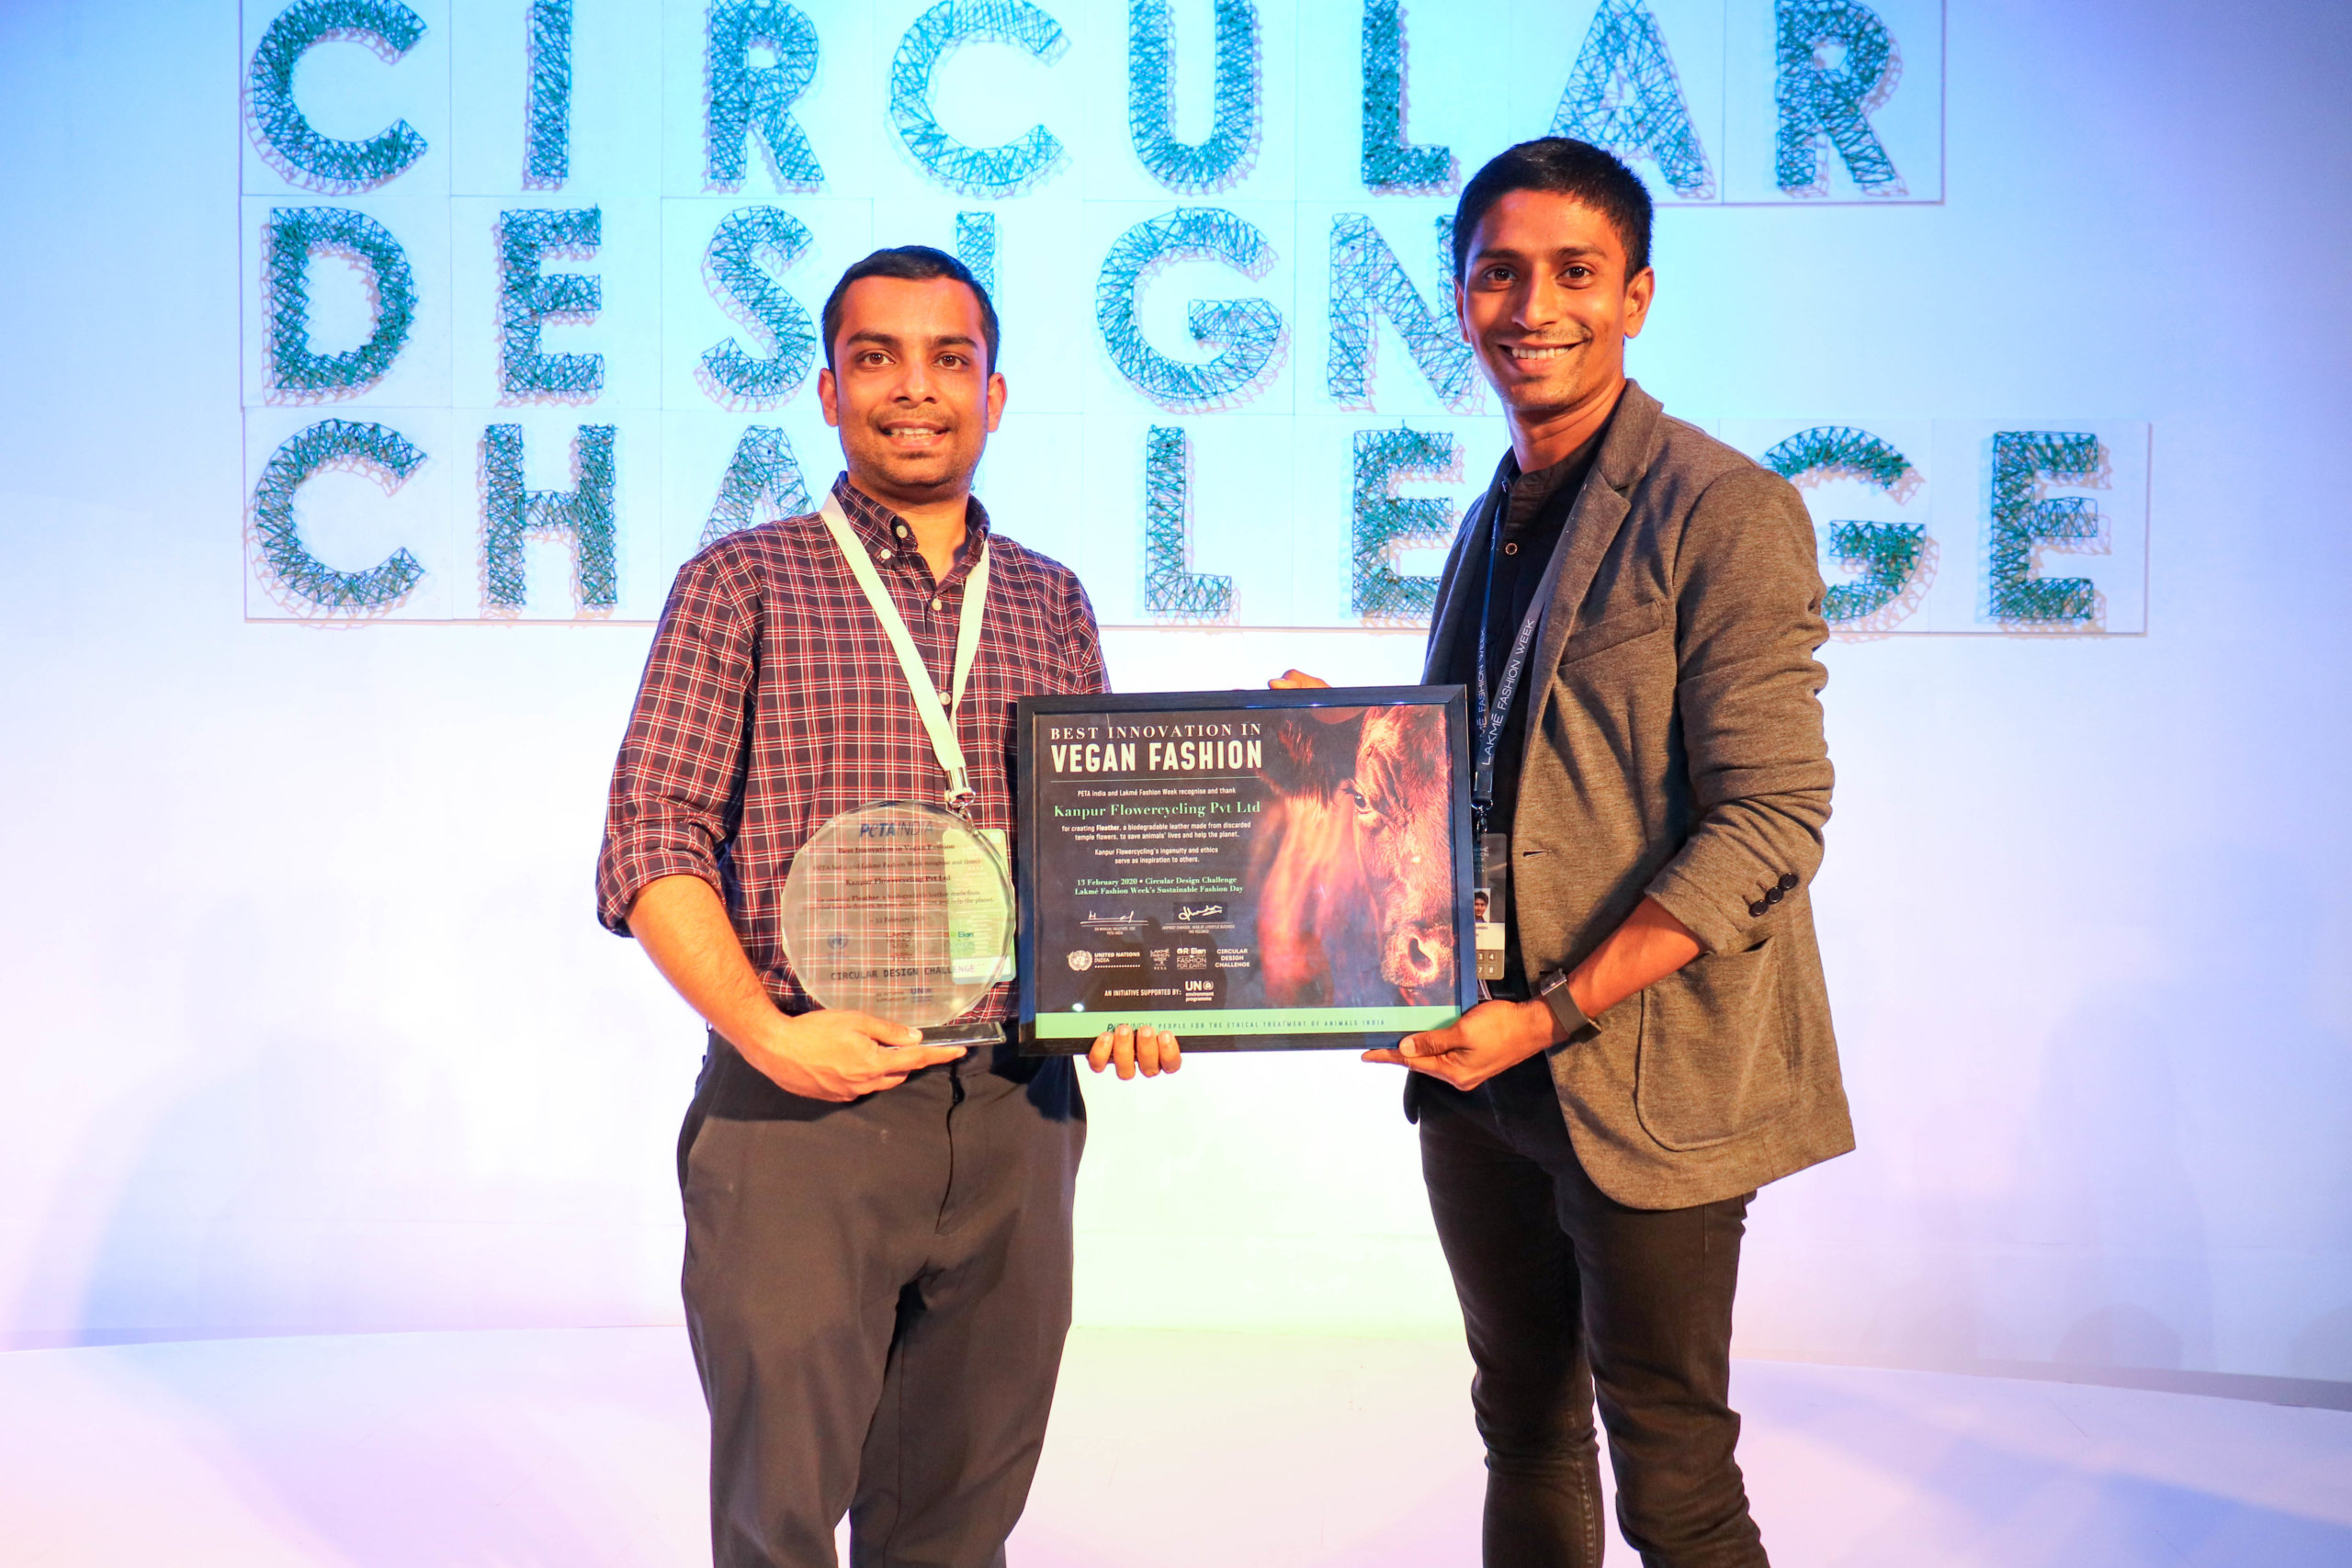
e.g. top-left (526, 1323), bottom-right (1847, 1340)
top-left (1031, 1006), bottom-right (1458, 1039)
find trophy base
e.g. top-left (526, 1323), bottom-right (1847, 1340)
top-left (919, 1021), bottom-right (1008, 1049)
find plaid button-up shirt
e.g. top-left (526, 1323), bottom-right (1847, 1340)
top-left (597, 474), bottom-right (1107, 1021)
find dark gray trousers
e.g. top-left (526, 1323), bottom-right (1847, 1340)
top-left (678, 1034), bottom-right (1086, 1568)
top-left (1415, 1058), bottom-right (1766, 1568)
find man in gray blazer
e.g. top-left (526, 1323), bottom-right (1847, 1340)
top-left (1279, 139), bottom-right (1852, 1565)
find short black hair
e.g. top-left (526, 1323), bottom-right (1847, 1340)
top-left (820, 245), bottom-right (1001, 373)
top-left (1451, 138), bottom-right (1654, 285)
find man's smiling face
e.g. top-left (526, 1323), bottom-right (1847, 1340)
top-left (818, 275), bottom-right (1004, 507)
top-left (1454, 189), bottom-right (1654, 436)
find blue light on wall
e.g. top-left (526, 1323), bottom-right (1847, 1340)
top-left (700, 206), bottom-right (819, 404)
top-left (252, 418), bottom-right (428, 608)
top-left (248, 0), bottom-right (429, 190)
top-left (1761, 424), bottom-right (1925, 626)
top-left (1351, 424), bottom-right (1456, 621)
top-left (1326, 213), bottom-right (1476, 410)
top-left (525, 0), bottom-right (574, 185)
top-left (1359, 0), bottom-right (1453, 193)
top-left (703, 424), bottom-right (813, 547)
top-left (1141, 424), bottom-right (1234, 617)
top-left (235, 1), bottom-right (2032, 632)
top-left (955, 210), bottom-right (999, 296)
top-left (1096, 208), bottom-right (1283, 408)
top-left (482, 423), bottom-right (618, 608)
top-left (1774, 0), bottom-right (1901, 195)
top-left (498, 207), bottom-right (604, 400)
top-left (1552, 0), bottom-right (1712, 197)
top-left (1128, 0), bottom-right (1261, 193)
top-left (889, 0), bottom-right (1070, 197)
top-left (706, 0), bottom-right (825, 189)
top-left (1988, 431), bottom-right (2102, 626)
top-left (265, 207), bottom-right (417, 394)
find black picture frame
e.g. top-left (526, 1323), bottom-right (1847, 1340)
top-left (1013, 684), bottom-right (1477, 1054)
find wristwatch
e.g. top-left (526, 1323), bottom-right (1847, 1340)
top-left (1535, 968), bottom-right (1600, 1043)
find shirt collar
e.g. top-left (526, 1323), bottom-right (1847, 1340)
top-left (1491, 400), bottom-right (1618, 537)
top-left (1501, 435), bottom-right (1600, 506)
top-left (829, 473), bottom-right (993, 575)
top-left (828, 473), bottom-right (908, 550)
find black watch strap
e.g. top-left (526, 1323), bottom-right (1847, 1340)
top-left (1536, 969), bottom-right (1599, 1042)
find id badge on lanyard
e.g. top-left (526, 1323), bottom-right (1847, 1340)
top-left (1475, 831), bottom-right (1510, 986)
top-left (1470, 482), bottom-right (1545, 990)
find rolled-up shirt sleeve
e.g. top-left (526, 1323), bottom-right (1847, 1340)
top-left (595, 546), bottom-right (760, 937)
top-left (1061, 574), bottom-right (1110, 696)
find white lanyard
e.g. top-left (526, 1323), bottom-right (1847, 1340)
top-left (819, 491), bottom-right (991, 807)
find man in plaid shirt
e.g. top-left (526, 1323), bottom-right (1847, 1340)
top-left (598, 247), bottom-right (1179, 1568)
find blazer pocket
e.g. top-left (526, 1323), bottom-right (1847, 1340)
top-left (1555, 597), bottom-right (1670, 669)
top-left (1634, 938), bottom-right (1794, 1151)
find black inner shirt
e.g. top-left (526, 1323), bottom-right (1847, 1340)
top-left (1440, 426), bottom-right (1608, 993)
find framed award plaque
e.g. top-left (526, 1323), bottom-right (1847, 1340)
top-left (1014, 686), bottom-right (1477, 1053)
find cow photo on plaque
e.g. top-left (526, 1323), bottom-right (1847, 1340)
top-left (1014, 687), bottom-right (1477, 1052)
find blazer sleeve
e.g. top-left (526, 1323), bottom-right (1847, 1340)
top-left (1641, 467), bottom-right (1833, 955)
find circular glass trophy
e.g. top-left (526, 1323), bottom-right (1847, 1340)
top-left (780, 801), bottom-right (1016, 1047)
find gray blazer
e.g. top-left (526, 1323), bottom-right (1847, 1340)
top-left (1422, 381), bottom-right (1854, 1209)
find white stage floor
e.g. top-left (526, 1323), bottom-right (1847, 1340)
top-left (2, 1326), bottom-right (2346, 1566)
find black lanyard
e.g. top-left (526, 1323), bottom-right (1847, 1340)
top-left (1471, 476), bottom-right (1549, 835)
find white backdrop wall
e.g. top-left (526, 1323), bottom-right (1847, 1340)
top-left (1, 0), bottom-right (2347, 1389)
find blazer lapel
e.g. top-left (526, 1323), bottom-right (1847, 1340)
top-left (1420, 454), bottom-right (1513, 684)
top-left (1522, 382), bottom-right (1664, 740)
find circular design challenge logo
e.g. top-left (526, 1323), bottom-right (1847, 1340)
top-left (1065, 950), bottom-right (1093, 972)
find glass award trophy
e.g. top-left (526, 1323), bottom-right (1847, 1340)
top-left (779, 801), bottom-right (1017, 1048)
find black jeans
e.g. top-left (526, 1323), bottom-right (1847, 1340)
top-left (1416, 1058), bottom-right (1766, 1567)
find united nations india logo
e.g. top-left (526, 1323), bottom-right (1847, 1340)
top-left (1065, 950), bottom-right (1093, 972)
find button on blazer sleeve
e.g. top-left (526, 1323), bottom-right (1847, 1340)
top-left (1640, 468), bottom-right (1833, 955)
